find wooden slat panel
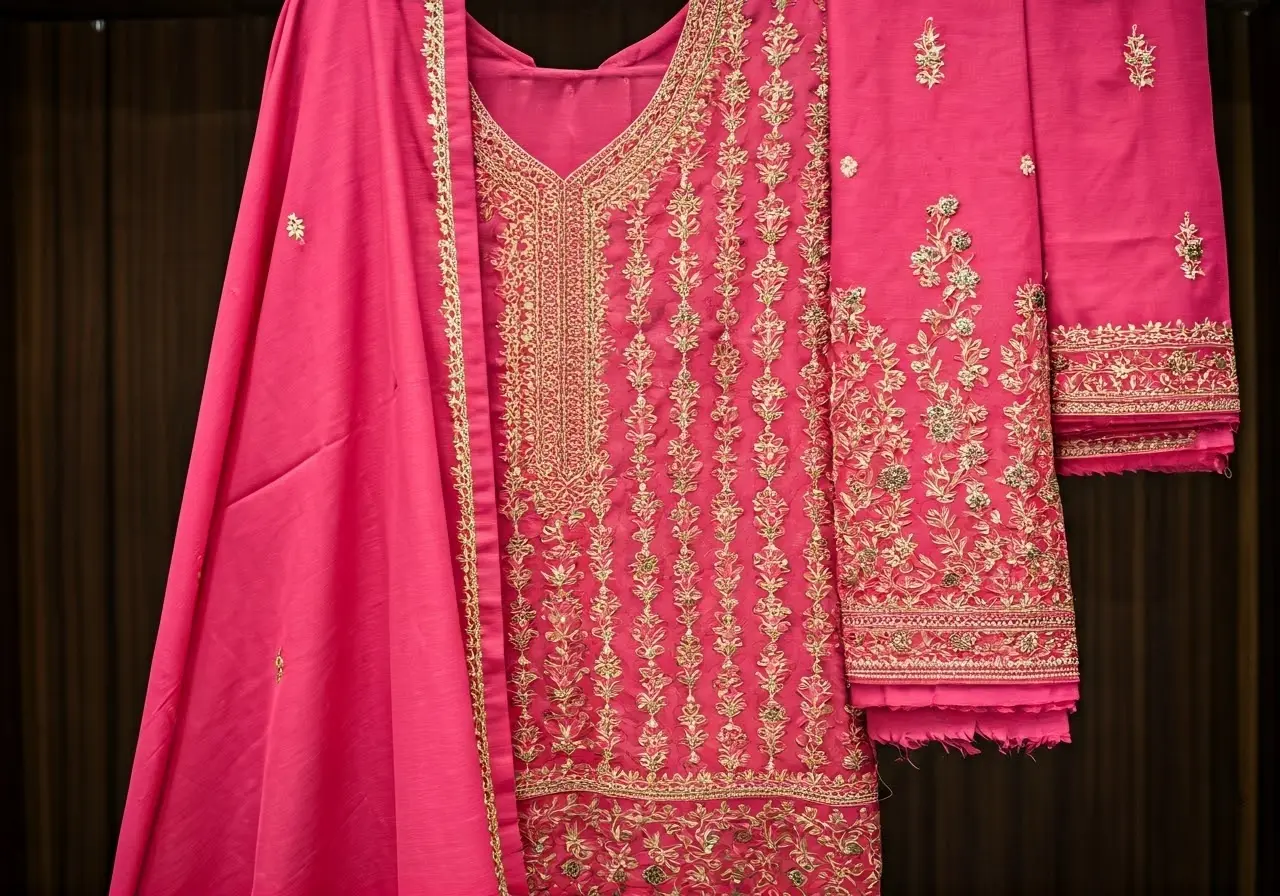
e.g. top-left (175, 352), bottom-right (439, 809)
top-left (107, 13), bottom-right (276, 810)
top-left (11, 21), bottom-right (113, 896)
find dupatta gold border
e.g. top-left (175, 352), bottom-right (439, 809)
top-left (422, 2), bottom-right (509, 893)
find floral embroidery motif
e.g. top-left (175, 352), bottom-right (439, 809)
top-left (1176, 211), bottom-right (1206, 279)
top-left (285, 213), bottom-right (305, 243)
top-left (914, 18), bottom-right (945, 88)
top-left (831, 197), bottom-right (1077, 683)
top-left (1124, 25), bottom-right (1156, 89)
top-left (274, 649), bottom-right (285, 683)
top-left (1049, 319), bottom-right (1239, 417)
top-left (519, 794), bottom-right (880, 895)
top-left (1019, 154), bottom-right (1035, 176)
top-left (840, 155), bottom-right (859, 178)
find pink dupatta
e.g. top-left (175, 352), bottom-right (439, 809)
top-left (110, 1), bottom-right (526, 893)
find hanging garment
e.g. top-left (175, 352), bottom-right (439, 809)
top-left (110, 1), bottom-right (1237, 895)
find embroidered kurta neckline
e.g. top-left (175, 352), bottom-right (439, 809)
top-left (470, 0), bottom-right (726, 194)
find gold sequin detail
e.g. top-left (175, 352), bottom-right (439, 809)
top-left (1176, 211), bottom-right (1206, 279)
top-left (1124, 25), bottom-right (1156, 89)
top-left (840, 155), bottom-right (859, 178)
top-left (274, 649), bottom-right (284, 683)
top-left (1019, 154), bottom-right (1035, 176)
top-left (915, 17), bottom-right (945, 88)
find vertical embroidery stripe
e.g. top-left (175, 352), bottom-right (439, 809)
top-left (749, 0), bottom-right (800, 771)
top-left (796, 20), bottom-right (834, 772)
top-left (709, 0), bottom-right (751, 774)
top-left (421, 2), bottom-right (508, 891)
top-left (621, 186), bottom-right (670, 774)
top-left (666, 145), bottom-right (710, 766)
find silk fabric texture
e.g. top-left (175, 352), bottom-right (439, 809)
top-left (111, 1), bottom-right (1237, 894)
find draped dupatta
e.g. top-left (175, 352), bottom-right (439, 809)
top-left (111, 1), bottom-right (527, 893)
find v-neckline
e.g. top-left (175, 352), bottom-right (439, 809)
top-left (468, 0), bottom-right (726, 196)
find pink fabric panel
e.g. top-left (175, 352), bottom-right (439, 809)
top-left (1026, 0), bottom-right (1239, 474)
top-left (110, 1), bottom-right (522, 893)
top-left (828, 0), bottom-right (1077, 751)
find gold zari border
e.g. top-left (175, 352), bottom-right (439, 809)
top-left (1050, 318), bottom-right (1238, 417)
top-left (422, 2), bottom-right (508, 893)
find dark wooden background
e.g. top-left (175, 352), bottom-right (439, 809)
top-left (1, 1), bottom-right (1273, 894)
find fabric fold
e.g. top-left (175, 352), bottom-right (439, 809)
top-left (1025, 0), bottom-right (1240, 475)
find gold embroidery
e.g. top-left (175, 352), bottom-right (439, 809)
top-left (749, 0), bottom-right (801, 772)
top-left (797, 22), bottom-right (835, 773)
top-left (914, 18), bottom-right (945, 88)
top-left (1058, 431), bottom-right (1199, 460)
top-left (667, 146), bottom-right (711, 766)
top-left (421, 2), bottom-right (508, 891)
top-left (516, 765), bottom-right (877, 806)
top-left (1124, 25), bottom-right (1156, 89)
top-left (274, 649), bottom-right (284, 683)
top-left (1176, 211), bottom-right (1206, 279)
top-left (1050, 319), bottom-right (1239, 417)
top-left (285, 213), bottom-right (305, 243)
top-left (708, 0), bottom-right (751, 775)
top-left (470, 0), bottom-right (726, 517)
top-left (520, 795), bottom-right (880, 895)
top-left (839, 155), bottom-right (858, 178)
top-left (832, 198), bottom-right (1077, 683)
top-left (618, 187), bottom-right (672, 774)
top-left (1019, 154), bottom-right (1035, 176)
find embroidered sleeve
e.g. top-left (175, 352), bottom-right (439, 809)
top-left (1024, 1), bottom-right (1239, 474)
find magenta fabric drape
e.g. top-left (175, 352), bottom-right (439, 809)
top-left (111, 1), bottom-right (526, 893)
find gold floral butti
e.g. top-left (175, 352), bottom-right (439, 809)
top-left (1019, 154), bottom-right (1035, 176)
top-left (831, 197), bottom-right (1077, 683)
top-left (1176, 211), bottom-right (1206, 279)
top-left (1124, 25), bottom-right (1156, 89)
top-left (914, 17), bottom-right (945, 88)
top-left (471, 0), bottom-right (883, 892)
top-left (1049, 319), bottom-right (1239, 418)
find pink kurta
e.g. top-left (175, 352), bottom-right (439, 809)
top-left (111, 1), bottom-right (1237, 894)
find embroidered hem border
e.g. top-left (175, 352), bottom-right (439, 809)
top-left (515, 768), bottom-right (878, 807)
top-left (1049, 318), bottom-right (1238, 417)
